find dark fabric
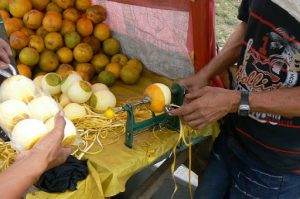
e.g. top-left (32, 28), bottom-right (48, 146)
top-left (35, 156), bottom-right (88, 193)
top-left (237, 0), bottom-right (251, 23)
top-left (233, 0), bottom-right (300, 172)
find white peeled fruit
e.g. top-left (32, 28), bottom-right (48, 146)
top-left (33, 75), bottom-right (44, 90)
top-left (11, 119), bottom-right (47, 151)
top-left (0, 75), bottom-right (38, 103)
top-left (63, 103), bottom-right (87, 120)
top-left (0, 99), bottom-right (31, 134)
top-left (91, 83), bottom-right (109, 92)
top-left (41, 73), bottom-right (62, 96)
top-left (89, 90), bottom-right (116, 113)
top-left (59, 93), bottom-right (71, 108)
top-left (67, 80), bottom-right (92, 103)
top-left (144, 83), bottom-right (171, 113)
top-left (61, 72), bottom-right (82, 93)
top-left (45, 116), bottom-right (77, 146)
top-left (28, 96), bottom-right (60, 122)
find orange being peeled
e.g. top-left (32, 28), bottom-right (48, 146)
top-left (144, 83), bottom-right (171, 113)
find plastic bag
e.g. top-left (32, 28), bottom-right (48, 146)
top-left (0, 74), bottom-right (79, 152)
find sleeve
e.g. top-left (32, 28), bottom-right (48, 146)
top-left (238, 0), bottom-right (251, 23)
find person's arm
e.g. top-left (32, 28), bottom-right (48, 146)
top-left (0, 38), bottom-right (12, 66)
top-left (0, 112), bottom-right (71, 199)
top-left (182, 22), bottom-right (248, 91)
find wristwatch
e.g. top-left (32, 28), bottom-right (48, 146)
top-left (238, 91), bottom-right (250, 116)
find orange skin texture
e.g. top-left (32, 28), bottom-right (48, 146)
top-left (144, 84), bottom-right (166, 113)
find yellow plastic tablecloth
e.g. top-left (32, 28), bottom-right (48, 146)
top-left (27, 71), bottom-right (220, 199)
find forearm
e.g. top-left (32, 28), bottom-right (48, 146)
top-left (198, 22), bottom-right (248, 81)
top-left (248, 87), bottom-right (300, 117)
top-left (0, 152), bottom-right (47, 199)
top-left (227, 87), bottom-right (300, 117)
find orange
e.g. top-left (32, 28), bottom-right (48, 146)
top-left (57, 47), bottom-right (73, 63)
top-left (120, 65), bottom-right (140, 85)
top-left (76, 71), bottom-right (90, 81)
top-left (93, 23), bottom-right (110, 41)
top-left (3, 17), bottom-right (23, 36)
top-left (39, 50), bottom-right (59, 72)
top-left (76, 17), bottom-right (93, 37)
top-left (32, 0), bottom-right (50, 11)
top-left (23, 9), bottom-right (44, 30)
top-left (43, 11), bottom-right (63, 32)
top-left (0, 0), bottom-right (9, 10)
top-left (103, 38), bottom-right (121, 56)
top-left (56, 63), bottom-right (73, 78)
top-left (9, 30), bottom-right (29, 50)
top-left (76, 63), bottom-right (95, 78)
top-left (19, 47), bottom-right (39, 67)
top-left (9, 0), bottom-right (32, 18)
top-left (73, 43), bottom-right (93, 63)
top-left (0, 9), bottom-right (10, 19)
top-left (55, 0), bottom-right (74, 9)
top-left (63, 8), bottom-right (79, 22)
top-left (86, 5), bottom-right (106, 24)
top-left (105, 63), bottom-right (121, 79)
top-left (46, 2), bottom-right (63, 13)
top-left (36, 27), bottom-right (49, 38)
top-left (20, 27), bottom-right (35, 37)
top-left (29, 35), bottom-right (44, 53)
top-left (60, 19), bottom-right (75, 35)
top-left (64, 31), bottom-right (81, 48)
top-left (82, 36), bottom-right (100, 54)
top-left (111, 54), bottom-right (128, 66)
top-left (91, 53), bottom-right (109, 72)
top-left (75, 0), bottom-right (91, 11)
top-left (17, 64), bottom-right (32, 78)
top-left (44, 32), bottom-right (63, 50)
top-left (144, 83), bottom-right (171, 113)
top-left (126, 59), bottom-right (143, 73)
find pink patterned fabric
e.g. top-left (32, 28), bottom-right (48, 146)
top-left (92, 0), bottom-right (194, 78)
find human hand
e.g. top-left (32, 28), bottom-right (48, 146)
top-left (170, 86), bottom-right (240, 130)
top-left (0, 38), bottom-right (12, 68)
top-left (180, 71), bottom-right (209, 92)
top-left (16, 111), bottom-right (72, 171)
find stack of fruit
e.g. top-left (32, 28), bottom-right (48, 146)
top-left (0, 0), bottom-right (143, 87)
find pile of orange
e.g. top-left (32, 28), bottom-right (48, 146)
top-left (2, 0), bottom-right (143, 86)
